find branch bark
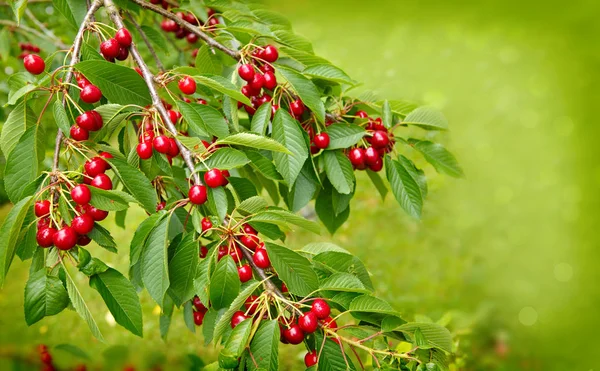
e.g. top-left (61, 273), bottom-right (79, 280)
top-left (239, 247), bottom-right (286, 299)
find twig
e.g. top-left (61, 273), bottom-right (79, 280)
top-left (239, 247), bottom-right (286, 299)
top-left (0, 20), bottom-right (68, 49)
top-left (125, 11), bottom-right (165, 71)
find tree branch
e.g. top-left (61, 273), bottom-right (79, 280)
top-left (239, 247), bottom-right (286, 299)
top-left (125, 11), bottom-right (165, 72)
top-left (128, 0), bottom-right (241, 60)
top-left (103, 0), bottom-right (201, 185)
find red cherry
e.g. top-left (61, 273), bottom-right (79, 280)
top-left (262, 45), bottom-right (279, 63)
top-left (298, 311), bottom-right (318, 333)
top-left (71, 214), bottom-right (95, 235)
top-left (271, 104), bottom-right (279, 116)
top-left (217, 246), bottom-right (227, 261)
top-left (313, 133), bottom-right (330, 149)
top-left (355, 110), bottom-right (369, 119)
top-left (116, 46), bottom-right (129, 61)
top-left (84, 157), bottom-right (107, 177)
top-left (321, 316), bottom-right (338, 329)
top-left (281, 282), bottom-right (288, 293)
top-left (240, 234), bottom-right (259, 250)
top-left (91, 173), bottom-right (112, 190)
top-left (87, 206), bottom-right (108, 221)
top-left (238, 264), bottom-right (253, 282)
top-left (263, 71), bottom-right (277, 90)
top-left (36, 227), bottom-right (56, 248)
top-left (178, 76), bottom-right (196, 95)
top-left (168, 110), bottom-right (179, 123)
top-left (77, 235), bottom-right (92, 246)
top-left (98, 151), bottom-right (112, 167)
top-left (153, 135), bottom-right (170, 154)
top-left (311, 299), bottom-right (331, 319)
top-left (192, 296), bottom-right (207, 311)
top-left (364, 146), bottom-right (380, 166)
top-left (204, 169), bottom-right (225, 188)
top-left (238, 64), bottom-right (255, 82)
top-left (244, 295), bottom-right (259, 314)
top-left (243, 223), bottom-right (257, 235)
top-left (253, 247), bottom-right (270, 269)
top-left (304, 351), bottom-right (317, 367)
top-left (348, 148), bottom-right (366, 169)
top-left (70, 125), bottom-right (89, 141)
top-left (53, 227), bottom-right (78, 250)
top-left (76, 74), bottom-right (90, 88)
top-left (282, 324), bottom-right (304, 345)
top-left (76, 111), bottom-right (97, 131)
top-left (229, 246), bottom-right (243, 263)
top-left (193, 310), bottom-right (205, 326)
top-left (90, 110), bottom-right (104, 130)
top-left (71, 184), bottom-right (91, 205)
top-left (188, 185), bottom-right (207, 205)
top-left (100, 38), bottom-right (120, 59)
top-left (23, 54), bottom-right (45, 75)
top-left (156, 201), bottom-right (166, 211)
top-left (208, 17), bottom-right (220, 27)
top-left (184, 12), bottom-right (198, 24)
top-left (201, 217), bottom-right (212, 232)
top-left (371, 131), bottom-right (390, 149)
top-left (368, 157), bottom-right (383, 172)
top-left (37, 217), bottom-right (50, 230)
top-left (40, 351), bottom-right (52, 364)
top-left (230, 311), bottom-right (248, 328)
top-left (198, 98), bottom-right (207, 105)
top-left (259, 63), bottom-right (274, 73)
top-left (199, 245), bottom-right (208, 258)
top-left (136, 142), bottom-right (153, 159)
top-left (186, 32), bottom-right (198, 44)
top-left (35, 200), bottom-right (51, 217)
top-left (289, 100), bottom-right (305, 117)
top-left (115, 28), bottom-right (132, 47)
top-left (250, 73), bottom-right (265, 91)
top-left (167, 137), bottom-right (180, 157)
top-left (80, 84), bottom-right (102, 103)
top-left (161, 19), bottom-right (178, 32)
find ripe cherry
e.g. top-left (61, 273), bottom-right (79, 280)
top-left (289, 99), bottom-right (305, 117)
top-left (371, 130), bottom-right (390, 149)
top-left (298, 311), bottom-right (318, 333)
top-left (35, 200), bottom-right (51, 217)
top-left (77, 235), bottom-right (91, 246)
top-left (204, 169), bottom-right (225, 188)
top-left (99, 151), bottom-right (112, 167)
top-left (313, 133), bottom-right (330, 149)
top-left (161, 19), bottom-right (179, 32)
top-left (355, 110), bottom-right (369, 119)
top-left (369, 157), bottom-right (383, 172)
top-left (37, 217), bottom-right (50, 230)
top-left (53, 227), bottom-right (78, 250)
top-left (116, 47), bottom-right (129, 61)
top-left (230, 311), bottom-right (248, 328)
top-left (199, 245), bottom-right (208, 258)
top-left (91, 173), bottom-right (113, 190)
top-left (153, 135), bottom-right (171, 154)
top-left (238, 63), bottom-right (255, 82)
top-left (71, 184), bottom-right (91, 205)
top-left (76, 111), bottom-right (98, 131)
top-left (178, 76), bottom-right (196, 95)
top-left (217, 246), bottom-right (227, 261)
top-left (321, 316), bottom-right (338, 329)
top-left (243, 223), bottom-right (257, 235)
top-left (70, 125), bottom-right (89, 141)
top-left (364, 147), bottom-right (381, 166)
top-left (348, 148), bottom-right (366, 169)
top-left (193, 310), bottom-right (205, 326)
top-left (80, 84), bottom-right (102, 104)
top-left (252, 247), bottom-right (270, 269)
top-left (87, 206), bottom-right (108, 221)
top-left (71, 214), bottom-right (95, 235)
top-left (238, 264), bottom-right (253, 283)
top-left (186, 33), bottom-right (198, 44)
top-left (84, 157), bottom-right (107, 177)
top-left (262, 45), bottom-right (279, 63)
top-left (192, 296), bottom-right (207, 311)
top-left (263, 71), bottom-right (277, 90)
top-left (100, 38), bottom-right (120, 59)
top-left (281, 282), bottom-right (288, 293)
top-left (188, 185), bottom-right (208, 205)
top-left (282, 324), bottom-right (304, 345)
top-left (311, 299), bottom-right (330, 319)
top-left (240, 234), bottom-right (259, 250)
top-left (156, 201), bottom-right (166, 211)
top-left (167, 137), bottom-right (180, 157)
top-left (260, 63), bottom-right (274, 73)
top-left (168, 110), bottom-right (180, 124)
top-left (201, 217), bottom-right (212, 232)
top-left (36, 227), bottom-right (56, 248)
top-left (115, 28), bottom-right (132, 47)
top-left (304, 351), bottom-right (317, 367)
top-left (40, 351), bottom-right (52, 364)
top-left (136, 142), bottom-right (153, 159)
top-left (229, 245), bottom-right (243, 263)
top-left (250, 73), bottom-right (264, 91)
top-left (23, 54), bottom-right (45, 75)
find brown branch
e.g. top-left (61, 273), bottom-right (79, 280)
top-left (239, 247), bottom-right (286, 299)
top-left (128, 0), bottom-right (241, 60)
top-left (125, 11), bottom-right (165, 72)
top-left (103, 0), bottom-right (201, 185)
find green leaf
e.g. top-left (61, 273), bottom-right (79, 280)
top-left (140, 25), bottom-right (169, 55)
top-left (303, 64), bottom-right (355, 85)
top-left (204, 148), bottom-right (249, 170)
top-left (212, 280), bottom-right (262, 344)
top-left (209, 256), bottom-right (240, 309)
top-left (301, 242), bottom-right (350, 255)
top-left (382, 100), bottom-right (393, 129)
top-left (248, 320), bottom-right (279, 371)
top-left (315, 332), bottom-right (356, 371)
top-left (53, 100), bottom-right (72, 138)
top-left (53, 0), bottom-right (86, 30)
top-left (271, 110), bottom-right (308, 186)
top-left (106, 156), bottom-right (157, 214)
top-left (219, 318), bottom-right (252, 368)
top-left (77, 247), bottom-right (109, 276)
top-left (409, 139), bottom-right (464, 178)
top-left (315, 180), bottom-right (349, 234)
top-left (24, 269), bottom-right (69, 325)
top-left (279, 46), bottom-right (331, 67)
top-left (250, 102), bottom-right (272, 135)
top-left (403, 107), bottom-right (448, 130)
top-left (9, 0), bottom-right (27, 24)
top-left (88, 187), bottom-right (135, 211)
top-left (323, 150), bottom-right (355, 194)
top-left (75, 60), bottom-right (151, 106)
top-left (0, 196), bottom-right (33, 286)
top-left (1, 101), bottom-right (35, 156)
top-left (320, 272), bottom-right (370, 293)
top-left (366, 169), bottom-right (388, 200)
top-left (177, 101), bottom-right (229, 139)
top-left (396, 322), bottom-right (452, 353)
top-left (168, 233), bottom-right (199, 306)
top-left (89, 268), bottom-right (143, 337)
top-left (62, 263), bottom-right (104, 341)
top-left (325, 123), bottom-right (366, 150)
top-left (273, 30), bottom-right (313, 53)
top-left (312, 251), bottom-right (373, 291)
top-left (194, 45), bottom-right (221, 74)
top-left (265, 242), bottom-right (319, 296)
top-left (141, 213), bottom-right (172, 307)
top-left (88, 225), bottom-right (117, 253)
top-left (246, 151), bottom-right (282, 181)
top-left (236, 196), bottom-right (268, 216)
top-left (249, 210), bottom-right (321, 234)
top-left (192, 74), bottom-right (252, 106)
top-left (215, 132), bottom-right (290, 154)
top-left (130, 213), bottom-right (164, 266)
top-left (207, 186), bottom-right (228, 221)
top-left (349, 295), bottom-right (401, 317)
top-left (385, 155), bottom-right (424, 219)
top-left (4, 125), bottom-right (44, 203)
top-left (277, 66), bottom-right (326, 123)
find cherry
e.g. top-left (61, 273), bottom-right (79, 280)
top-left (238, 264), bottom-right (253, 282)
top-left (271, 104), bottom-right (279, 116)
top-left (298, 311), bottom-right (318, 333)
top-left (244, 295), bottom-right (259, 314)
top-left (192, 296), bottom-right (207, 311)
top-left (263, 71), bottom-right (277, 90)
top-left (53, 227), bottom-right (78, 250)
top-left (37, 217), bottom-right (50, 229)
top-left (77, 74), bottom-right (90, 88)
top-left (134, 67), bottom-right (143, 76)
top-left (371, 130), bottom-right (390, 149)
top-left (204, 169), bottom-right (225, 188)
top-left (321, 316), bottom-right (338, 329)
top-left (40, 351), bottom-right (52, 364)
top-left (217, 246), bottom-right (227, 261)
top-left (243, 223), bottom-right (257, 235)
top-left (184, 12), bottom-right (198, 24)
top-left (77, 235), bottom-right (91, 246)
top-left (198, 98), bottom-right (207, 105)
top-left (289, 99), bottom-right (305, 117)
top-left (115, 28), bottom-right (132, 47)
top-left (167, 137), bottom-right (180, 157)
top-left (153, 135), bottom-right (171, 154)
top-left (187, 33), bottom-right (198, 44)
top-left (369, 157), bottom-right (383, 172)
top-left (240, 234), bottom-right (259, 250)
top-left (91, 110), bottom-right (104, 130)
top-left (91, 173), bottom-right (113, 190)
top-left (347, 148), bottom-right (366, 169)
top-left (193, 310), bottom-right (205, 326)
top-left (311, 299), bottom-right (330, 319)
top-left (250, 73), bottom-right (264, 91)
top-left (116, 47), bottom-right (129, 61)
top-left (304, 351), bottom-right (317, 367)
top-left (84, 157), bottom-right (107, 177)
top-left (238, 64), bottom-right (255, 81)
top-left (161, 19), bottom-right (179, 32)
top-left (252, 247), bottom-right (270, 269)
top-left (70, 125), bottom-right (89, 141)
top-left (230, 311), bottom-right (248, 328)
top-left (313, 133), bottom-right (330, 149)
top-left (188, 185), bottom-right (208, 205)
top-left (80, 84), bottom-right (102, 103)
top-left (71, 184), bottom-right (91, 205)
top-left (282, 324), bottom-right (304, 345)
top-left (168, 110), bottom-right (180, 123)
top-left (35, 200), bottom-right (51, 217)
top-left (260, 63), bottom-right (274, 73)
top-left (23, 54), bottom-right (45, 75)
top-left (100, 38), bottom-right (120, 59)
top-left (87, 206), bottom-right (108, 221)
top-left (178, 76), bottom-right (196, 95)
top-left (201, 217), bottom-right (212, 232)
top-left (37, 344), bottom-right (48, 354)
top-left (229, 245), bottom-right (243, 263)
top-left (156, 201), bottom-right (166, 211)
top-left (199, 245), bottom-right (208, 258)
top-left (262, 45), bottom-right (279, 63)
top-left (208, 17), bottom-right (220, 27)
top-left (136, 142), bottom-right (153, 159)
top-left (281, 282), bottom-right (288, 293)
top-left (364, 146), bottom-right (381, 166)
top-left (76, 111), bottom-right (98, 131)
top-left (71, 214), bottom-right (95, 235)
top-left (175, 28), bottom-right (188, 39)
top-left (355, 110), bottom-right (369, 119)
top-left (36, 227), bottom-right (56, 248)
top-left (241, 84), bottom-right (259, 98)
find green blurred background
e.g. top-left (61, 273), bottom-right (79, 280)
top-left (2, 0), bottom-right (600, 370)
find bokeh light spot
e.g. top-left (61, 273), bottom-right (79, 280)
top-left (519, 306), bottom-right (538, 326)
top-left (554, 262), bottom-right (573, 282)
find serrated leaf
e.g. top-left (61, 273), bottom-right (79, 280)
top-left (53, 0), bottom-right (86, 30)
top-left (209, 256), bottom-right (240, 309)
top-left (248, 320), bottom-right (279, 371)
top-left (312, 251), bottom-right (373, 291)
top-left (192, 74), bottom-right (252, 106)
top-left (204, 147), bottom-right (249, 170)
top-left (271, 110), bottom-right (308, 186)
top-left (24, 269), bottom-right (69, 325)
top-left (88, 187), bottom-right (135, 211)
top-left (88, 224), bottom-right (117, 253)
top-left (320, 272), bottom-right (370, 294)
top-left (9, 0), bottom-right (27, 24)
top-left (385, 155), bottom-right (424, 219)
top-left (323, 150), bottom-right (355, 195)
top-left (212, 280), bottom-right (261, 344)
top-left (409, 139), bottom-right (464, 178)
top-left (140, 25), bottom-right (168, 55)
top-left (0, 196), bottom-right (33, 286)
top-left (236, 196), bottom-right (268, 215)
top-left (1, 99), bottom-right (35, 156)
top-left (381, 100), bottom-right (393, 129)
top-left (195, 45), bottom-right (220, 74)
top-left (301, 242), bottom-right (350, 255)
top-left (246, 151), bottom-right (282, 181)
top-left (303, 64), bottom-right (355, 85)
top-left (4, 124), bottom-right (44, 203)
top-left (325, 123), bottom-right (366, 150)
top-left (279, 46), bottom-right (331, 67)
top-left (315, 180), bottom-right (349, 234)
top-left (315, 332), bottom-right (356, 371)
top-left (397, 322), bottom-right (452, 353)
top-left (219, 318), bottom-right (252, 368)
top-left (207, 186), bottom-right (228, 221)
top-left (106, 156), bottom-right (157, 214)
top-left (273, 30), bottom-right (313, 53)
top-left (141, 213), bottom-right (171, 307)
top-left (277, 66), bottom-right (326, 123)
top-left (130, 213), bottom-right (164, 266)
top-left (250, 102), bottom-right (272, 136)
top-left (265, 242), bottom-right (318, 296)
top-left (249, 210), bottom-right (320, 234)
top-left (349, 295), bottom-right (401, 317)
top-left (403, 107), bottom-right (448, 130)
top-left (53, 100), bottom-right (72, 137)
top-left (167, 233), bottom-right (199, 306)
top-left (178, 101), bottom-right (229, 139)
top-left (366, 169), bottom-right (388, 200)
top-left (215, 132), bottom-right (290, 153)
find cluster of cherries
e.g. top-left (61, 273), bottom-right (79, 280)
top-left (70, 103), bottom-right (103, 141)
top-left (37, 344), bottom-right (57, 371)
top-left (35, 153), bottom-right (113, 251)
top-left (135, 117), bottom-right (181, 161)
top-left (237, 45), bottom-right (280, 116)
top-left (75, 73), bottom-right (103, 103)
top-left (159, 8), bottom-right (219, 42)
top-left (346, 110), bottom-right (395, 172)
top-left (99, 27), bottom-right (132, 62)
top-left (18, 42), bottom-right (41, 59)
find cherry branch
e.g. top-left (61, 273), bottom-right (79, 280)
top-left (239, 247), bottom-right (285, 299)
top-left (125, 11), bottom-right (165, 72)
top-left (128, 0), bottom-right (241, 60)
